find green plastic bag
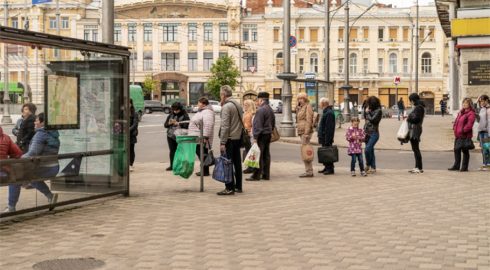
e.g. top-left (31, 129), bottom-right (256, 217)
top-left (172, 136), bottom-right (198, 179)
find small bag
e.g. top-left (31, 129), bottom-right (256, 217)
top-left (397, 120), bottom-right (410, 143)
top-left (301, 144), bottom-right (314, 162)
top-left (318, 145), bottom-right (339, 163)
top-left (455, 138), bottom-right (475, 151)
top-left (271, 127), bottom-right (281, 142)
top-left (203, 150), bottom-right (215, 167)
top-left (243, 143), bottom-right (261, 169)
top-left (212, 155), bottom-right (234, 184)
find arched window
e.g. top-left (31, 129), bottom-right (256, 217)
top-left (389, 53), bottom-right (397, 74)
top-left (275, 52), bottom-right (284, 73)
top-left (349, 53), bottom-right (357, 75)
top-left (421, 52), bottom-right (432, 74)
top-left (310, 53), bottom-right (318, 73)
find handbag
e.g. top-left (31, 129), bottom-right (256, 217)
top-left (229, 101), bottom-right (251, 149)
top-left (397, 120), bottom-right (410, 143)
top-left (212, 155), bottom-right (234, 184)
top-left (317, 145), bottom-right (339, 163)
top-left (243, 143), bottom-right (261, 168)
top-left (301, 144), bottom-right (314, 162)
top-left (203, 143), bottom-right (215, 167)
top-left (271, 127), bottom-right (280, 142)
top-left (455, 138), bottom-right (475, 151)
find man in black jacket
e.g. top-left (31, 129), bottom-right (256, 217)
top-left (317, 98), bottom-right (336, 174)
top-left (247, 92), bottom-right (275, 181)
top-left (16, 103), bottom-right (37, 153)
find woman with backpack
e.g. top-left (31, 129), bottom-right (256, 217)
top-left (449, 98), bottom-right (476, 172)
top-left (164, 102), bottom-right (190, 171)
top-left (407, 93), bottom-right (426, 174)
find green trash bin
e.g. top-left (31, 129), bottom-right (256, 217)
top-left (172, 136), bottom-right (199, 179)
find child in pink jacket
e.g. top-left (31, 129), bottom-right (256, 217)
top-left (346, 117), bottom-right (367, 177)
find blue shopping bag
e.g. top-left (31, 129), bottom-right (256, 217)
top-left (212, 155), bottom-right (233, 184)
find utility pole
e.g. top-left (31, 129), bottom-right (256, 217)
top-left (324, 0), bottom-right (330, 82)
top-left (2, 0), bottom-right (12, 124)
top-left (102, 0), bottom-right (114, 44)
top-left (55, 0), bottom-right (60, 59)
top-left (23, 0), bottom-right (29, 103)
top-left (341, 0), bottom-right (351, 122)
top-left (414, 0), bottom-right (419, 94)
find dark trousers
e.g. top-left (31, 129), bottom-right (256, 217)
top-left (225, 139), bottom-right (243, 191)
top-left (350, 154), bottom-right (364, 172)
top-left (410, 139), bottom-right (423, 170)
top-left (130, 143), bottom-right (136, 166)
top-left (441, 109), bottom-right (446, 117)
top-left (453, 147), bottom-right (470, 171)
top-left (195, 144), bottom-right (210, 175)
top-left (251, 134), bottom-right (272, 179)
top-left (322, 143), bottom-right (335, 173)
top-left (167, 137), bottom-right (178, 168)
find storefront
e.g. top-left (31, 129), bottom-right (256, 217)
top-left (0, 26), bottom-right (130, 217)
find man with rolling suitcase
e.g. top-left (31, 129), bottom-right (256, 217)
top-left (317, 98), bottom-right (336, 175)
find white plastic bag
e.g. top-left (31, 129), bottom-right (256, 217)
top-left (397, 120), bottom-right (409, 141)
top-left (243, 143), bottom-right (261, 169)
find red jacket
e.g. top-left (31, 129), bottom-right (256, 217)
top-left (453, 108), bottom-right (476, 139)
top-left (0, 127), bottom-right (23, 160)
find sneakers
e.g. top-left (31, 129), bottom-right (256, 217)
top-left (130, 166), bottom-right (134, 172)
top-left (351, 171), bottom-right (356, 177)
top-left (48, 193), bottom-right (58, 211)
top-left (361, 171), bottom-right (367, 177)
top-left (299, 173), bottom-right (314, 178)
top-left (216, 189), bottom-right (235, 196)
top-left (479, 165), bottom-right (489, 171)
top-left (409, 168), bottom-right (424, 174)
top-left (3, 206), bottom-right (15, 213)
top-left (366, 168), bottom-right (376, 174)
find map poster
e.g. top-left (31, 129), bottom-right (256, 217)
top-left (45, 71), bottom-right (80, 129)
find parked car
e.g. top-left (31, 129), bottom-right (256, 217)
top-left (144, 100), bottom-right (170, 114)
top-left (209, 100), bottom-right (222, 113)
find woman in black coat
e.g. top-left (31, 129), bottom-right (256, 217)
top-left (407, 93), bottom-right (425, 174)
top-left (16, 103), bottom-right (37, 153)
top-left (164, 102), bottom-right (190, 171)
top-left (129, 99), bottom-right (139, 172)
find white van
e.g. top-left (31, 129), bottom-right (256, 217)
top-left (269, 99), bottom-right (283, 113)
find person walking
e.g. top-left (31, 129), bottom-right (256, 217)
top-left (346, 117), bottom-right (367, 177)
top-left (397, 97), bottom-right (405, 121)
top-left (363, 96), bottom-right (382, 174)
top-left (477, 95), bottom-right (490, 170)
top-left (449, 98), bottom-right (476, 172)
top-left (218, 85), bottom-right (243, 195)
top-left (15, 103), bottom-right (37, 153)
top-left (247, 92), bottom-right (275, 181)
top-left (188, 97), bottom-right (215, 177)
top-left (164, 102), bottom-right (190, 171)
top-left (407, 93), bottom-right (426, 174)
top-left (317, 98), bottom-right (336, 175)
top-left (295, 93), bottom-right (315, 178)
top-left (440, 99), bottom-right (447, 117)
top-left (129, 99), bottom-right (139, 172)
top-left (242, 99), bottom-right (256, 173)
top-left (5, 113), bottom-right (59, 213)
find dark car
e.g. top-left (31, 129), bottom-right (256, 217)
top-left (144, 100), bottom-right (171, 114)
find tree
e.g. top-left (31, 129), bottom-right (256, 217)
top-left (206, 55), bottom-right (240, 99)
top-left (142, 75), bottom-right (158, 99)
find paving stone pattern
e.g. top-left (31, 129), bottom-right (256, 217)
top-left (0, 162), bottom-right (489, 270)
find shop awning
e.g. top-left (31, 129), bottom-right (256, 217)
top-left (0, 82), bottom-right (23, 93)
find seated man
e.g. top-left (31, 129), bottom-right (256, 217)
top-left (4, 113), bottom-right (60, 213)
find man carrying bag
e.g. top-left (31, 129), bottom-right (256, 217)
top-left (317, 98), bottom-right (336, 175)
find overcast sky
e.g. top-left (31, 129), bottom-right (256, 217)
top-left (375, 0), bottom-right (434, 7)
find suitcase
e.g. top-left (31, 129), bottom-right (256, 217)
top-left (317, 145), bottom-right (339, 163)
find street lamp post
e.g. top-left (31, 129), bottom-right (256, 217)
top-left (342, 0), bottom-right (352, 122)
top-left (2, 0), bottom-right (12, 124)
top-left (414, 0), bottom-right (419, 94)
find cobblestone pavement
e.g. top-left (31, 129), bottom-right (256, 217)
top-left (1, 161), bottom-right (489, 270)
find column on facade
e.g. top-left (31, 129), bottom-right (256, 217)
top-left (136, 23), bottom-right (144, 76)
top-left (153, 23), bottom-right (160, 71)
top-left (197, 22), bottom-right (204, 72)
top-left (71, 17), bottom-right (77, 59)
top-left (180, 22), bottom-right (189, 72)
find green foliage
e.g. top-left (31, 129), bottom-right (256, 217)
top-left (206, 55), bottom-right (240, 99)
top-left (142, 75), bottom-right (158, 98)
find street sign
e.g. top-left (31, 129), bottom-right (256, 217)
top-left (32, 0), bottom-right (52, 4)
top-left (289, 35), bottom-right (297, 47)
top-left (305, 72), bottom-right (316, 80)
top-left (394, 76), bottom-right (401, 85)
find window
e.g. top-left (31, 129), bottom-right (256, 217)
top-left (143, 23), bottom-right (152, 42)
top-left (350, 28), bottom-right (358, 41)
top-left (243, 52), bottom-right (258, 72)
top-left (92, 30), bottom-right (98, 41)
top-left (161, 53), bottom-right (180, 71)
top-left (403, 27), bottom-right (409, 41)
top-left (389, 53), bottom-right (397, 73)
top-left (428, 27), bottom-right (435, 40)
top-left (243, 24), bottom-right (258, 42)
top-left (363, 27), bottom-right (369, 41)
top-left (204, 52), bottom-right (213, 71)
top-left (421, 52), bottom-right (431, 74)
top-left (219, 52), bottom-right (228, 58)
top-left (131, 52), bottom-right (137, 71)
top-left (84, 30), bottom-right (90, 40)
top-left (128, 23), bottom-right (136, 42)
top-left (310, 53), bottom-right (318, 73)
top-left (299, 58), bottom-right (304, 74)
top-left (378, 58), bottom-right (384, 73)
top-left (162, 23), bottom-right (178, 42)
top-left (389, 27), bottom-right (397, 41)
top-left (338, 27), bottom-right (344, 42)
top-left (219, 23), bottom-right (228, 41)
top-left (11, 17), bottom-right (18, 29)
top-left (61, 17), bottom-right (69, 29)
top-left (403, 58), bottom-right (408, 74)
top-left (49, 17), bottom-right (57, 29)
top-left (83, 25), bottom-right (98, 41)
top-left (114, 24), bottom-right (121, 42)
top-left (275, 52), bottom-right (283, 73)
top-left (274, 28), bottom-right (280, 42)
top-left (299, 28), bottom-right (305, 40)
top-left (339, 58), bottom-right (344, 73)
top-left (378, 27), bottom-right (384, 41)
top-left (188, 23), bottom-right (197, 41)
top-left (419, 26), bottom-right (425, 41)
top-left (310, 28), bottom-right (318, 42)
top-left (349, 53), bottom-right (357, 75)
top-left (363, 58), bottom-right (368, 74)
top-left (204, 23), bottom-right (213, 42)
top-left (143, 51), bottom-right (153, 71)
top-left (188, 52), bottom-right (198, 72)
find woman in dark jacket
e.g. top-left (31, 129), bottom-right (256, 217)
top-left (16, 103), bottom-right (37, 153)
top-left (449, 98), bottom-right (476, 172)
top-left (407, 93), bottom-right (425, 174)
top-left (164, 102), bottom-right (190, 171)
top-left (129, 99), bottom-right (139, 172)
top-left (363, 96), bottom-right (382, 174)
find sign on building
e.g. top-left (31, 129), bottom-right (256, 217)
top-left (468, 61), bottom-right (490, 85)
top-left (32, 0), bottom-right (52, 4)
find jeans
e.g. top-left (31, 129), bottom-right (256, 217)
top-left (130, 143), bottom-right (135, 166)
top-left (195, 143), bottom-right (210, 175)
top-left (350, 154), bottom-right (365, 172)
top-left (452, 146), bottom-right (470, 171)
top-left (167, 137), bottom-right (178, 168)
top-left (398, 109), bottom-right (404, 121)
top-left (364, 132), bottom-right (379, 169)
top-left (479, 132), bottom-right (490, 166)
top-left (8, 166), bottom-right (58, 208)
top-left (224, 139), bottom-right (243, 191)
top-left (410, 139), bottom-right (423, 170)
top-left (252, 134), bottom-right (272, 179)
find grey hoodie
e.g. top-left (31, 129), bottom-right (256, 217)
top-left (478, 106), bottom-right (490, 134)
